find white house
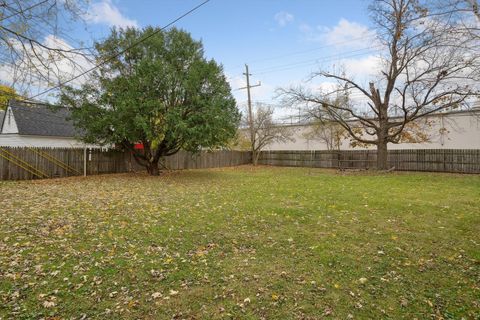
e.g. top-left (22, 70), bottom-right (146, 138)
top-left (264, 108), bottom-right (480, 150)
top-left (0, 100), bottom-right (91, 148)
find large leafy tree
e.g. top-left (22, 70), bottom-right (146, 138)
top-left (61, 27), bottom-right (240, 175)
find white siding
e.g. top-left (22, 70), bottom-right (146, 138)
top-left (264, 111), bottom-right (480, 150)
top-left (0, 135), bottom-right (95, 148)
top-left (1, 107), bottom-right (19, 134)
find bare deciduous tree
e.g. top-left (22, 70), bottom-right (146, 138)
top-left (466, 0), bottom-right (480, 19)
top-left (427, 0), bottom-right (480, 43)
top-left (280, 0), bottom-right (480, 169)
top-left (241, 104), bottom-right (294, 166)
top-left (303, 121), bottom-right (346, 151)
top-left (437, 0), bottom-right (480, 20)
top-left (0, 0), bottom-right (92, 95)
top-left (299, 91), bottom-right (349, 150)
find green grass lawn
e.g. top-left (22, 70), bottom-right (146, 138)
top-left (0, 166), bottom-right (479, 319)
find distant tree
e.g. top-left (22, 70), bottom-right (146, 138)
top-left (303, 121), bottom-right (346, 151)
top-left (0, 84), bottom-right (20, 110)
top-left (60, 27), bottom-right (240, 175)
top-left (299, 85), bottom-right (349, 151)
top-left (280, 0), bottom-right (480, 170)
top-left (242, 103), bottom-right (294, 165)
top-left (230, 130), bottom-right (252, 151)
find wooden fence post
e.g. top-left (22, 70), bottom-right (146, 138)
top-left (83, 147), bottom-right (87, 177)
top-left (1, 148), bottom-right (479, 181)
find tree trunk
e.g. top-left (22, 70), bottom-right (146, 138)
top-left (377, 141), bottom-right (388, 170)
top-left (252, 150), bottom-right (258, 166)
top-left (146, 160), bottom-right (160, 176)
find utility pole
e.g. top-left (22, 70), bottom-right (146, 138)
top-left (238, 64), bottom-right (261, 153)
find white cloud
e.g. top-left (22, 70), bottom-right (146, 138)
top-left (85, 0), bottom-right (138, 28)
top-left (316, 81), bottom-right (338, 93)
top-left (0, 35), bottom-right (95, 94)
top-left (274, 11), bottom-right (294, 27)
top-left (0, 64), bottom-right (15, 85)
top-left (325, 19), bottom-right (373, 45)
top-left (300, 18), bottom-right (376, 49)
top-left (340, 55), bottom-right (383, 78)
top-left (43, 35), bottom-right (94, 83)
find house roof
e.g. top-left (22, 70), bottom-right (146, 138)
top-left (8, 100), bottom-right (81, 137)
top-left (0, 110), bottom-right (5, 132)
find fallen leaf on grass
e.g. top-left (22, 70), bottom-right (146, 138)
top-left (151, 292), bottom-right (162, 299)
top-left (42, 300), bottom-right (56, 308)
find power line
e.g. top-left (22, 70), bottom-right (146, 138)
top-left (252, 50), bottom-right (381, 77)
top-left (0, 58), bottom-right (51, 84)
top-left (253, 46), bottom-right (383, 75)
top-left (256, 35), bottom-right (377, 64)
top-left (14, 8), bottom-right (98, 62)
top-left (228, 33), bottom-right (378, 72)
top-left (29, 0), bottom-right (211, 99)
top-left (1, 0), bottom-right (97, 69)
top-left (0, 1), bottom-right (94, 87)
top-left (0, 0), bottom-right (49, 22)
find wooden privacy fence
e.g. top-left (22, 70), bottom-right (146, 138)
top-left (162, 150), bottom-right (252, 170)
top-left (2, 147), bottom-right (479, 180)
top-left (258, 149), bottom-right (480, 174)
top-left (0, 147), bottom-right (251, 181)
top-left (0, 147), bottom-right (128, 181)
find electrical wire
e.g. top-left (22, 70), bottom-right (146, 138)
top-left (0, 0), bottom-right (49, 22)
top-left (253, 46), bottom-right (383, 75)
top-left (228, 33), bottom-right (378, 72)
top-left (30, 0), bottom-right (211, 99)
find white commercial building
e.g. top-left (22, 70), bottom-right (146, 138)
top-left (265, 109), bottom-right (480, 150)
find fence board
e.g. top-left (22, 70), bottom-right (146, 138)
top-left (0, 148), bottom-right (251, 181)
top-left (258, 149), bottom-right (480, 174)
top-left (1, 147), bottom-right (478, 180)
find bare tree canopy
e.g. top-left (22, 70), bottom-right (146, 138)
top-left (239, 103), bottom-right (294, 165)
top-left (434, 0), bottom-right (480, 21)
top-left (303, 121), bottom-right (346, 151)
top-left (0, 0), bottom-right (91, 95)
top-left (468, 0), bottom-right (480, 19)
top-left (280, 0), bottom-right (480, 169)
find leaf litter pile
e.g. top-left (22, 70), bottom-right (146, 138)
top-left (0, 166), bottom-right (479, 319)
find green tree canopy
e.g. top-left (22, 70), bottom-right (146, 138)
top-left (61, 27), bottom-right (240, 175)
